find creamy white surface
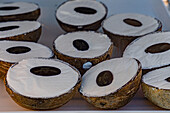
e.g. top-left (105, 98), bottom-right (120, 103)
top-left (0, 2), bottom-right (39, 16)
top-left (7, 58), bottom-right (79, 98)
top-left (80, 58), bottom-right (139, 97)
top-left (0, 21), bottom-right (41, 39)
top-left (103, 13), bottom-right (159, 36)
top-left (0, 41), bottom-right (53, 63)
top-left (54, 31), bottom-right (112, 58)
top-left (143, 66), bottom-right (170, 90)
top-left (123, 32), bottom-right (170, 69)
top-left (56, 0), bottom-right (106, 26)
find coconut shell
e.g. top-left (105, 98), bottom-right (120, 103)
top-left (4, 69), bottom-right (81, 110)
top-left (0, 8), bottom-right (40, 22)
top-left (103, 19), bottom-right (162, 57)
top-left (53, 43), bottom-right (113, 75)
top-left (0, 26), bottom-right (41, 42)
top-left (141, 82), bottom-right (170, 109)
top-left (80, 60), bottom-right (142, 109)
top-left (56, 2), bottom-right (107, 32)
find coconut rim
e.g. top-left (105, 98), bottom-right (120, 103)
top-left (53, 31), bottom-right (113, 59)
top-left (5, 57), bottom-right (81, 99)
top-left (79, 58), bottom-right (142, 98)
top-left (55, 0), bottom-right (108, 28)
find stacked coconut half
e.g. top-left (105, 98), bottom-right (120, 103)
top-left (5, 58), bottom-right (81, 110)
top-left (79, 58), bottom-right (142, 109)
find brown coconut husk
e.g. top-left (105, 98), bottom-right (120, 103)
top-left (79, 60), bottom-right (142, 109)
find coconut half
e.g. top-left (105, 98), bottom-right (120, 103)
top-left (53, 31), bottom-right (113, 74)
top-left (142, 66), bottom-right (170, 109)
top-left (0, 2), bottom-right (40, 22)
top-left (123, 32), bottom-right (170, 74)
top-left (0, 21), bottom-right (41, 42)
top-left (0, 40), bottom-right (54, 79)
top-left (5, 58), bottom-right (81, 110)
top-left (79, 57), bottom-right (142, 109)
top-left (56, 0), bottom-right (107, 32)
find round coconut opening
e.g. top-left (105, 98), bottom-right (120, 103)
top-left (6, 46), bottom-right (31, 54)
top-left (0, 25), bottom-right (19, 31)
top-left (30, 66), bottom-right (61, 77)
top-left (73, 39), bottom-right (89, 51)
top-left (74, 7), bottom-right (97, 15)
top-left (123, 18), bottom-right (142, 27)
top-left (145, 43), bottom-right (170, 54)
top-left (0, 6), bottom-right (19, 10)
top-left (165, 77), bottom-right (170, 82)
top-left (96, 70), bottom-right (113, 87)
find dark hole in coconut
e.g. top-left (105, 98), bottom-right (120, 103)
top-left (96, 70), bottom-right (113, 87)
top-left (73, 39), bottom-right (89, 51)
top-left (0, 6), bottom-right (19, 10)
top-left (145, 43), bottom-right (170, 54)
top-left (30, 66), bottom-right (61, 77)
top-left (0, 26), bottom-right (19, 31)
top-left (123, 18), bottom-right (142, 27)
top-left (74, 7), bottom-right (97, 15)
top-left (6, 46), bottom-right (31, 54)
top-left (165, 77), bottom-right (170, 82)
